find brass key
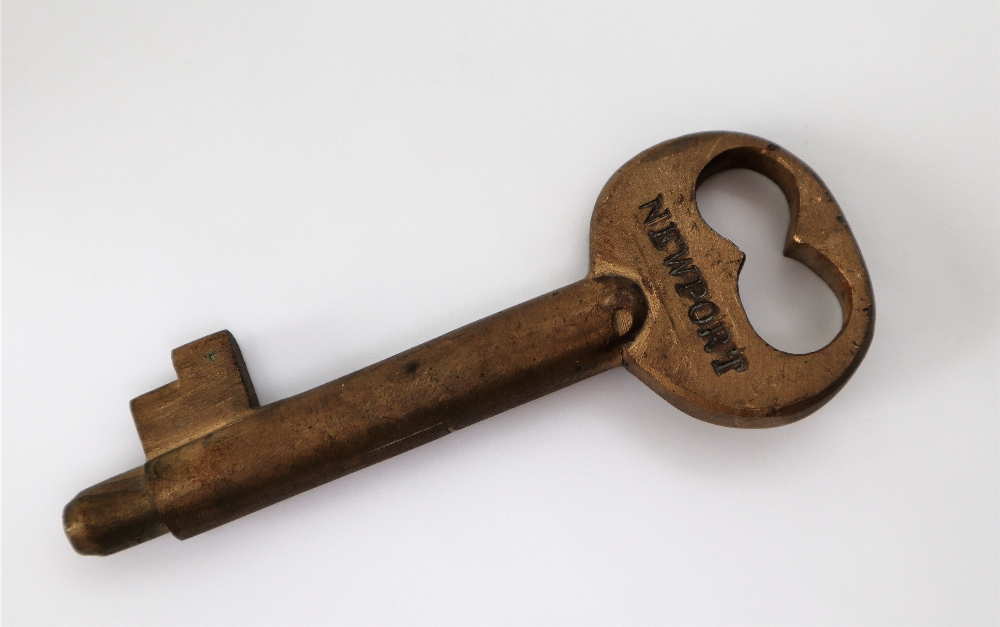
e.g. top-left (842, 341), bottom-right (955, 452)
top-left (64, 131), bottom-right (875, 556)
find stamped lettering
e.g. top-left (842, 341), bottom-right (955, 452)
top-left (641, 194), bottom-right (672, 226)
top-left (641, 195), bottom-right (748, 375)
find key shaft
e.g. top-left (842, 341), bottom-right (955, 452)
top-left (64, 276), bottom-right (647, 555)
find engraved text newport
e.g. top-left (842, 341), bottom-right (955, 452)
top-left (639, 194), bottom-right (748, 375)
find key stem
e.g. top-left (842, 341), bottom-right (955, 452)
top-left (65, 275), bottom-right (646, 555)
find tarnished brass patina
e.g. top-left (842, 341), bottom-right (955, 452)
top-left (64, 132), bottom-right (874, 556)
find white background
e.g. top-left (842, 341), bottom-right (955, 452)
top-left (4, 2), bottom-right (998, 625)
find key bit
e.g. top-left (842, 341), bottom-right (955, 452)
top-left (64, 131), bottom-right (875, 556)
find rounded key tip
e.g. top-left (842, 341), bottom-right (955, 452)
top-left (64, 467), bottom-right (168, 556)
